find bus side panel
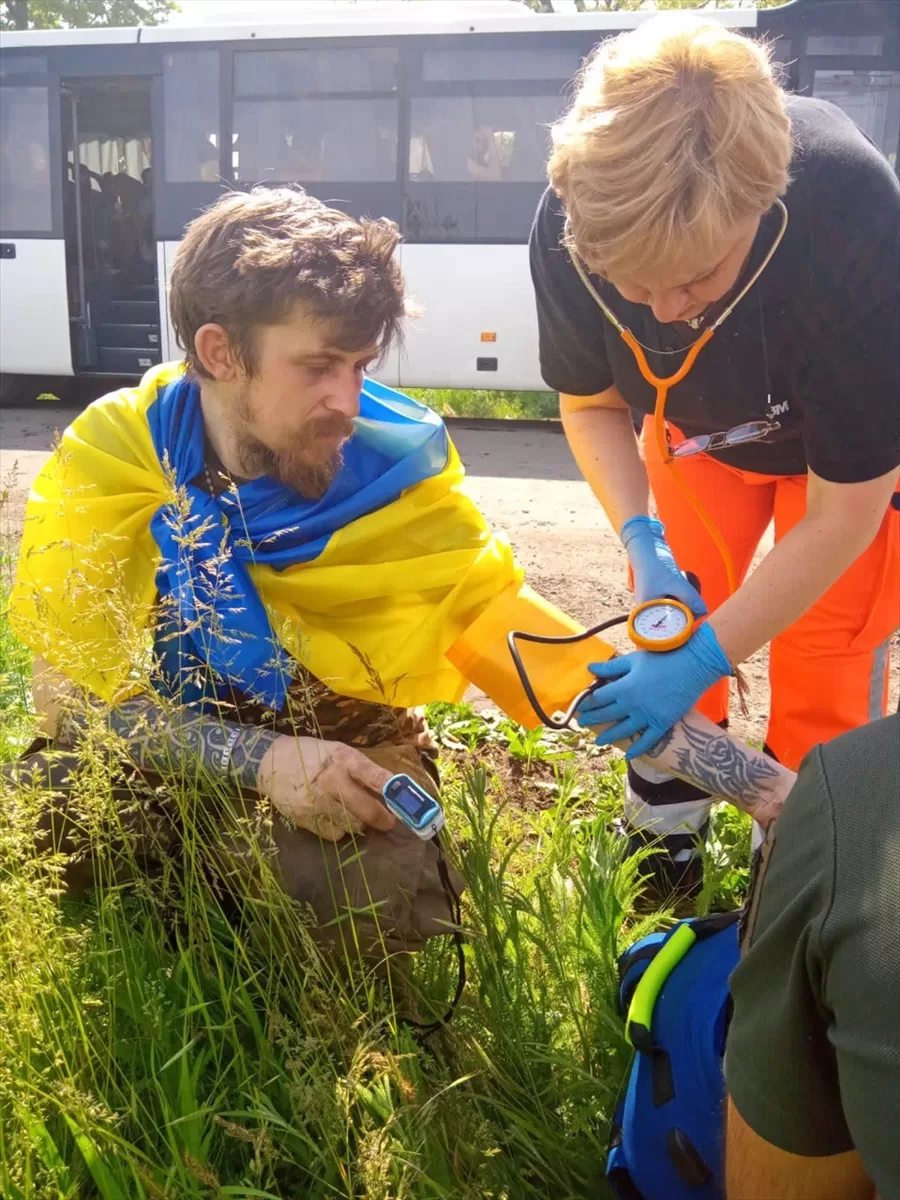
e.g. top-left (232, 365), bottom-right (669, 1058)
top-left (398, 244), bottom-right (544, 391)
top-left (0, 240), bottom-right (73, 376)
top-left (378, 320), bottom-right (401, 388)
top-left (158, 241), bottom-right (178, 362)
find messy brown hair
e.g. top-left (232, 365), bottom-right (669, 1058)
top-left (169, 186), bottom-right (407, 378)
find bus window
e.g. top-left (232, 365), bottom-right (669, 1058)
top-left (232, 45), bottom-right (399, 185)
top-left (163, 51), bottom-right (219, 183)
top-left (806, 35), bottom-right (885, 57)
top-left (0, 84), bottom-right (52, 232)
top-left (0, 55), bottom-right (47, 79)
top-left (422, 46), bottom-right (580, 82)
top-left (234, 97), bottom-right (398, 183)
top-left (408, 94), bottom-right (564, 183)
top-left (234, 47), bottom-right (398, 96)
top-left (813, 69), bottom-right (900, 167)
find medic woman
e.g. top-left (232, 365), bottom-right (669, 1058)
top-left (529, 16), bottom-right (900, 891)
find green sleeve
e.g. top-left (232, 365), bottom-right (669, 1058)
top-left (815, 718), bottom-right (900, 1196)
top-left (724, 746), bottom-right (854, 1156)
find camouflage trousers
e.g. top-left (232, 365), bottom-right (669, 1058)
top-left (1, 739), bottom-right (463, 957)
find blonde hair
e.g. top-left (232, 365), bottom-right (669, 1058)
top-left (549, 16), bottom-right (792, 282)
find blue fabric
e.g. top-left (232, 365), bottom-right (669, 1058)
top-left (146, 374), bottom-right (449, 710)
top-left (621, 516), bottom-right (707, 617)
top-left (607, 917), bottom-right (740, 1200)
top-left (578, 622), bottom-right (732, 759)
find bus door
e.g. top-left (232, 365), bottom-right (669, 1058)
top-left (0, 58), bottom-right (72, 378)
top-left (61, 75), bottom-right (161, 376)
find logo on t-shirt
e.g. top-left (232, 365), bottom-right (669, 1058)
top-left (767, 398), bottom-right (790, 418)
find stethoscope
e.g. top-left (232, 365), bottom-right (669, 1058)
top-left (568, 199), bottom-right (790, 595)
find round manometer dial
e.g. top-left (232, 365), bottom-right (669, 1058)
top-left (627, 599), bottom-right (696, 652)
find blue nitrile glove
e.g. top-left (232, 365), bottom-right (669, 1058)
top-left (576, 622), bottom-right (732, 760)
top-left (621, 516), bottom-right (706, 616)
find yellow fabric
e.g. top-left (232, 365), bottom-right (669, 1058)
top-left (447, 583), bottom-right (616, 729)
top-left (10, 363), bottom-right (522, 706)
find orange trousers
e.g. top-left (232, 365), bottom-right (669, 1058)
top-left (642, 420), bottom-right (900, 770)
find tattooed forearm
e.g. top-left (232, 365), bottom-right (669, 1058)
top-left (598, 710), bottom-right (795, 826)
top-left (57, 696), bottom-right (279, 791)
top-left (645, 723), bottom-right (676, 759)
top-left (666, 722), bottom-right (780, 810)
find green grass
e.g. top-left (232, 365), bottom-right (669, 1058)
top-left (406, 389), bottom-right (560, 421)
top-left (0, 534), bottom-right (750, 1199)
top-left (4, 384), bottom-right (561, 423)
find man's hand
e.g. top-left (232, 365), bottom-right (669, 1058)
top-left (726, 1098), bottom-right (875, 1200)
top-left (256, 736), bottom-right (397, 842)
top-left (31, 656), bottom-right (77, 738)
top-left (46, 686), bottom-right (398, 843)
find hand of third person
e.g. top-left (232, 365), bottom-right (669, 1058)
top-left (255, 736), bottom-right (397, 842)
top-left (576, 622), bottom-right (732, 759)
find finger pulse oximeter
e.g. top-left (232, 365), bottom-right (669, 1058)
top-left (382, 773), bottom-right (445, 840)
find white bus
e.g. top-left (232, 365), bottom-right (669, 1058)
top-left (0, 0), bottom-right (897, 399)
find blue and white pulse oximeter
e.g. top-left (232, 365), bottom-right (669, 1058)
top-left (382, 773), bottom-right (445, 840)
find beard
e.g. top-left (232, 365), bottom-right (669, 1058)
top-left (234, 397), bottom-right (353, 499)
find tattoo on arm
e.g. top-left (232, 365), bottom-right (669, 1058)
top-left (661, 720), bottom-right (780, 810)
top-left (227, 723), bottom-right (280, 790)
top-left (646, 724), bottom-right (676, 758)
top-left (57, 696), bottom-right (279, 792)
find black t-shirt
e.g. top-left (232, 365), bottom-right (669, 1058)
top-left (530, 96), bottom-right (900, 482)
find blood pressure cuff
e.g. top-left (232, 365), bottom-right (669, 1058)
top-left (606, 912), bottom-right (740, 1200)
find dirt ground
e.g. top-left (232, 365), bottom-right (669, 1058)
top-left (1, 405), bottom-right (896, 746)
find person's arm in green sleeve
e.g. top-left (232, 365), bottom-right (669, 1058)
top-left (723, 729), bottom-right (898, 1200)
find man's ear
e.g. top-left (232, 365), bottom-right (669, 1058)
top-left (194, 324), bottom-right (238, 382)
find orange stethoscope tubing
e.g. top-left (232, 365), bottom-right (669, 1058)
top-left (622, 325), bottom-right (734, 590)
top-left (568, 199), bottom-right (789, 598)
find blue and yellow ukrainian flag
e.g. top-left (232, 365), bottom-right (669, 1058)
top-left (11, 363), bottom-right (521, 708)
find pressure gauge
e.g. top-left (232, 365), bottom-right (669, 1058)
top-left (627, 598), bottom-right (696, 652)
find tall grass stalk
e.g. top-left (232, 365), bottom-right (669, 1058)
top-left (0, 715), bottom-right (637, 1195)
top-left (0, 480), bottom-right (748, 1198)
